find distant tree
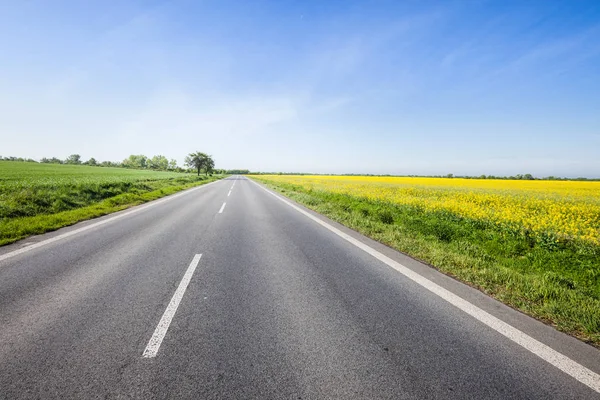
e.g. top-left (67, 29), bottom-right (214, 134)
top-left (185, 152), bottom-right (214, 176)
top-left (168, 159), bottom-right (178, 170)
top-left (46, 157), bottom-right (63, 164)
top-left (149, 155), bottom-right (169, 170)
top-left (85, 157), bottom-right (98, 166)
top-left (65, 154), bottom-right (82, 164)
top-left (1, 156), bottom-right (38, 162)
top-left (122, 154), bottom-right (148, 169)
top-left (205, 157), bottom-right (215, 175)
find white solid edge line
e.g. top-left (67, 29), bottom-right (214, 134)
top-left (0, 180), bottom-right (223, 264)
top-left (218, 202), bottom-right (226, 214)
top-left (143, 254), bottom-right (202, 358)
top-left (249, 179), bottom-right (600, 394)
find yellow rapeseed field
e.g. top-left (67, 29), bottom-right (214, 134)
top-left (255, 175), bottom-right (600, 245)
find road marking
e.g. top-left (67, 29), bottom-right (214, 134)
top-left (0, 180), bottom-right (223, 264)
top-left (143, 254), bottom-right (202, 358)
top-left (249, 179), bottom-right (600, 394)
top-left (218, 202), bottom-right (226, 214)
top-left (228, 190), bottom-right (232, 197)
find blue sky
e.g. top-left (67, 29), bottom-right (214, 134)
top-left (1, 0), bottom-right (599, 176)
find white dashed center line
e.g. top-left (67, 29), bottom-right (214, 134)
top-left (143, 254), bottom-right (203, 358)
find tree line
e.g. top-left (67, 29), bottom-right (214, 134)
top-left (34, 153), bottom-right (183, 171)
top-left (0, 153), bottom-right (193, 173)
top-left (0, 152), bottom-right (249, 176)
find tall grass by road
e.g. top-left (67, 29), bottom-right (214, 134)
top-left (251, 175), bottom-right (600, 347)
top-left (0, 162), bottom-right (221, 245)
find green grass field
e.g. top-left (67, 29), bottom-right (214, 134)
top-left (252, 176), bottom-right (600, 347)
top-left (0, 162), bottom-right (221, 245)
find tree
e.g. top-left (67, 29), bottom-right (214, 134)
top-left (184, 152), bottom-right (214, 176)
top-left (100, 160), bottom-right (120, 167)
top-left (122, 154), bottom-right (148, 169)
top-left (204, 157), bottom-right (215, 175)
top-left (85, 157), bottom-right (98, 166)
top-left (149, 155), bottom-right (169, 170)
top-left (168, 159), bottom-right (178, 170)
top-left (65, 154), bottom-right (82, 164)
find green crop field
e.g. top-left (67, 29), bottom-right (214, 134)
top-left (0, 161), bottom-right (221, 245)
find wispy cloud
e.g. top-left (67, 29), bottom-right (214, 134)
top-left (300, 7), bottom-right (447, 88)
top-left (504, 25), bottom-right (600, 73)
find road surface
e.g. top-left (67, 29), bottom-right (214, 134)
top-left (0, 176), bottom-right (598, 399)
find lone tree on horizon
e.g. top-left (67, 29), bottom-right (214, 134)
top-left (185, 152), bottom-right (215, 176)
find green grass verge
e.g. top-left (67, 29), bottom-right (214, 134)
top-left (252, 177), bottom-right (600, 347)
top-left (0, 172), bottom-right (223, 246)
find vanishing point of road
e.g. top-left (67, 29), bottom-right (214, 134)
top-left (0, 177), bottom-right (599, 399)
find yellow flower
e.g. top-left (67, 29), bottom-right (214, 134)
top-left (253, 175), bottom-right (600, 245)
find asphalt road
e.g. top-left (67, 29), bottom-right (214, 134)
top-left (0, 176), bottom-right (599, 399)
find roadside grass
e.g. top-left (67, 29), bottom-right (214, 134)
top-left (0, 162), bottom-right (222, 245)
top-left (252, 178), bottom-right (600, 347)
